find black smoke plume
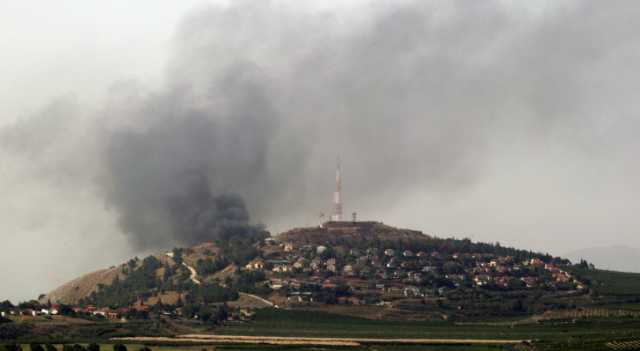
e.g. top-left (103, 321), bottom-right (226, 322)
top-left (4, 1), bottom-right (640, 255)
top-left (99, 71), bottom-right (276, 248)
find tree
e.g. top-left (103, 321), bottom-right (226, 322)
top-left (512, 299), bottom-right (525, 313)
top-left (4, 344), bottom-right (22, 351)
top-left (182, 303), bottom-right (197, 318)
top-left (443, 262), bottom-right (464, 275)
top-left (196, 257), bottom-right (228, 276)
top-left (127, 258), bottom-right (137, 271)
top-left (162, 264), bottom-right (174, 282)
top-left (172, 248), bottom-right (184, 265)
top-left (0, 300), bottom-right (14, 309)
top-left (320, 247), bottom-right (336, 260)
top-left (58, 304), bottom-right (74, 316)
top-left (18, 300), bottom-right (42, 310)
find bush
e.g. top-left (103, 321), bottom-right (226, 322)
top-left (44, 345), bottom-right (57, 351)
top-left (87, 344), bottom-right (99, 351)
top-left (4, 344), bottom-right (22, 351)
top-left (138, 347), bottom-right (151, 351)
top-left (72, 345), bottom-right (85, 351)
top-left (113, 344), bottom-right (127, 351)
top-left (29, 344), bottom-right (45, 351)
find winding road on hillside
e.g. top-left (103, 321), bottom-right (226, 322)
top-left (166, 252), bottom-right (201, 285)
top-left (183, 262), bottom-right (201, 285)
top-left (165, 253), bottom-right (276, 308)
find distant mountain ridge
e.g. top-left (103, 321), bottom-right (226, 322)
top-left (565, 246), bottom-right (640, 273)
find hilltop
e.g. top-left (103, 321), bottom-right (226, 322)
top-left (30, 221), bottom-right (640, 323)
top-left (40, 221), bottom-right (430, 306)
top-left (278, 221), bottom-right (429, 246)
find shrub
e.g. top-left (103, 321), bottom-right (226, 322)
top-left (113, 344), bottom-right (127, 351)
top-left (29, 344), bottom-right (44, 351)
top-left (87, 344), bottom-right (99, 351)
top-left (44, 345), bottom-right (57, 351)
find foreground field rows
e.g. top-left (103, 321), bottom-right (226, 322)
top-left (113, 334), bottom-right (528, 347)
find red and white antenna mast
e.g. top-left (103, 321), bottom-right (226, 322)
top-left (331, 158), bottom-right (343, 221)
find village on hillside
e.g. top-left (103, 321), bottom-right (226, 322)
top-left (253, 221), bottom-right (584, 307)
top-left (3, 221), bottom-right (591, 325)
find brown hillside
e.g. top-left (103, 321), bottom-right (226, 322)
top-left (39, 245), bottom-right (219, 305)
top-left (40, 265), bottom-right (124, 305)
top-left (39, 224), bottom-right (430, 305)
top-left (277, 221), bottom-right (430, 246)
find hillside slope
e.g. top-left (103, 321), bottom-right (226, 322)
top-left (41, 221), bottom-right (638, 322)
top-left (43, 222), bottom-right (430, 304)
top-left (42, 266), bottom-right (124, 305)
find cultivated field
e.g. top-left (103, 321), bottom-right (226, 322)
top-left (113, 334), bottom-right (527, 347)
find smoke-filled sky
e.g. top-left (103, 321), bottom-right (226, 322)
top-left (2, 0), bottom-right (640, 302)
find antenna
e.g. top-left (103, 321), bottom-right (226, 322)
top-left (331, 158), bottom-right (343, 221)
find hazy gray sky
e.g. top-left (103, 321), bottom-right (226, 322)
top-left (2, 0), bottom-right (640, 302)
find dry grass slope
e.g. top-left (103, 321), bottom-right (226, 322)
top-left (40, 266), bottom-right (123, 305)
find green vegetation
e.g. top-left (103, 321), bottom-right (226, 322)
top-left (8, 225), bottom-right (640, 351)
top-left (3, 344), bottom-right (509, 351)
top-left (195, 258), bottom-right (227, 276)
top-left (214, 308), bottom-right (640, 350)
top-left (83, 256), bottom-right (164, 308)
top-left (570, 268), bottom-right (640, 297)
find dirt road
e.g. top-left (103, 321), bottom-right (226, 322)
top-left (182, 262), bottom-right (201, 285)
top-left (166, 252), bottom-right (200, 285)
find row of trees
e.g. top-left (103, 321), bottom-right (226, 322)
top-left (82, 255), bottom-right (169, 307)
top-left (3, 344), bottom-right (143, 351)
top-left (4, 344), bottom-right (100, 351)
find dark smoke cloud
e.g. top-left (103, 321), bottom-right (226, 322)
top-left (4, 0), bottom-right (640, 255)
top-left (98, 68), bottom-right (277, 248)
top-left (167, 174), bottom-right (259, 245)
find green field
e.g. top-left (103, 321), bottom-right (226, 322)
top-left (4, 309), bottom-right (640, 351)
top-left (571, 268), bottom-right (640, 297)
top-left (6, 267), bottom-right (640, 351)
top-left (4, 344), bottom-right (508, 351)
top-left (4, 308), bottom-right (640, 350)
top-left (216, 308), bottom-right (640, 350)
